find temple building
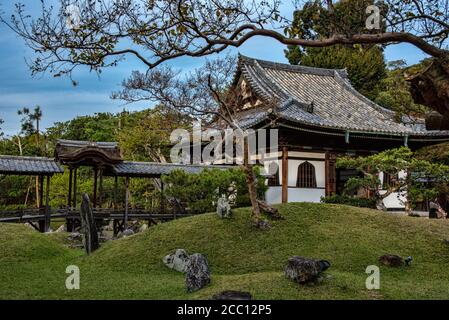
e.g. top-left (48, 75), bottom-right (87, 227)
top-left (229, 55), bottom-right (449, 209)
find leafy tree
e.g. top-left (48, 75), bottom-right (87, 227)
top-left (17, 106), bottom-right (43, 155)
top-left (375, 60), bottom-right (428, 119)
top-left (116, 105), bottom-right (190, 162)
top-left (162, 168), bottom-right (267, 214)
top-left (337, 147), bottom-right (449, 212)
top-left (285, 0), bottom-right (387, 99)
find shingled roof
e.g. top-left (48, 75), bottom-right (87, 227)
top-left (235, 55), bottom-right (449, 137)
top-left (0, 156), bottom-right (64, 175)
top-left (106, 161), bottom-right (233, 177)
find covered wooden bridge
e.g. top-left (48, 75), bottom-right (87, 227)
top-left (0, 139), bottom-right (230, 233)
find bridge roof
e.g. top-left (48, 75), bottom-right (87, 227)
top-left (0, 156), bottom-right (64, 175)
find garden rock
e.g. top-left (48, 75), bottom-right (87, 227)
top-left (284, 256), bottom-right (331, 284)
top-left (118, 228), bottom-right (135, 238)
top-left (185, 253), bottom-right (211, 292)
top-left (216, 195), bottom-right (231, 218)
top-left (379, 254), bottom-right (404, 267)
top-left (212, 291), bottom-right (252, 300)
top-left (163, 249), bottom-right (191, 273)
top-left (55, 224), bottom-right (66, 233)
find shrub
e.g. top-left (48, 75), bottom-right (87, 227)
top-left (321, 194), bottom-right (377, 208)
top-left (162, 167), bottom-right (267, 213)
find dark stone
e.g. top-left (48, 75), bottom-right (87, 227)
top-left (185, 253), bottom-right (211, 292)
top-left (284, 256), bottom-right (331, 284)
top-left (379, 254), bottom-right (404, 267)
top-left (212, 291), bottom-right (252, 300)
top-left (257, 199), bottom-right (284, 220)
top-left (79, 193), bottom-right (99, 254)
top-left (252, 219), bottom-right (271, 230)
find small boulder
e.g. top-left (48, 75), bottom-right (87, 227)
top-left (24, 223), bottom-right (36, 231)
top-left (163, 249), bottom-right (191, 273)
top-left (379, 254), bottom-right (404, 267)
top-left (185, 253), bottom-right (211, 292)
top-left (55, 224), bottom-right (66, 233)
top-left (284, 256), bottom-right (331, 284)
top-left (212, 291), bottom-right (252, 300)
top-left (117, 228), bottom-right (134, 238)
top-left (139, 223), bottom-right (148, 233)
top-left (216, 196), bottom-right (231, 218)
top-left (252, 219), bottom-right (271, 230)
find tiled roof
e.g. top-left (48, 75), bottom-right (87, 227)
top-left (109, 161), bottom-right (234, 177)
top-left (0, 156), bottom-right (64, 175)
top-left (236, 55), bottom-right (449, 137)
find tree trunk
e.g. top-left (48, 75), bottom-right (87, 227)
top-left (241, 163), bottom-right (261, 223)
top-left (17, 136), bottom-right (22, 156)
top-left (407, 58), bottom-right (449, 125)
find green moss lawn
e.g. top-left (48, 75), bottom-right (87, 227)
top-left (1, 203), bottom-right (449, 299)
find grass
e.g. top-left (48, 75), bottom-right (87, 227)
top-left (1, 202), bottom-right (449, 300)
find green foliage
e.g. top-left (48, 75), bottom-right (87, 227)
top-left (3, 203), bottom-right (449, 299)
top-left (162, 168), bottom-right (267, 213)
top-left (337, 147), bottom-right (449, 209)
top-left (116, 105), bottom-right (189, 161)
top-left (374, 60), bottom-right (428, 118)
top-left (0, 107), bottom-right (191, 210)
top-left (321, 194), bottom-right (376, 208)
top-left (285, 0), bottom-right (388, 100)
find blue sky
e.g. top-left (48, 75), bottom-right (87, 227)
top-left (0, 1), bottom-right (428, 136)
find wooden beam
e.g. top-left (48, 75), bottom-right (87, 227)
top-left (282, 146), bottom-right (288, 203)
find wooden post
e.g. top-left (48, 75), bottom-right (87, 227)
top-left (161, 179), bottom-right (167, 216)
top-left (113, 176), bottom-right (118, 210)
top-left (93, 167), bottom-right (98, 209)
top-left (98, 168), bottom-right (103, 209)
top-left (325, 152), bottom-right (337, 196)
top-left (38, 175), bottom-right (45, 232)
top-left (45, 175), bottom-right (51, 232)
top-left (67, 167), bottom-right (73, 209)
top-left (73, 168), bottom-right (78, 209)
top-left (38, 175), bottom-right (43, 208)
top-left (282, 146), bottom-right (288, 203)
top-left (124, 176), bottom-right (129, 228)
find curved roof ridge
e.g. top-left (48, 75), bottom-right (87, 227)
top-left (239, 54), bottom-right (348, 78)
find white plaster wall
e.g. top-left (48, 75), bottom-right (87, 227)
top-left (287, 159), bottom-right (325, 188)
top-left (288, 188), bottom-right (325, 203)
top-left (264, 152), bottom-right (326, 204)
top-left (379, 170), bottom-right (407, 210)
